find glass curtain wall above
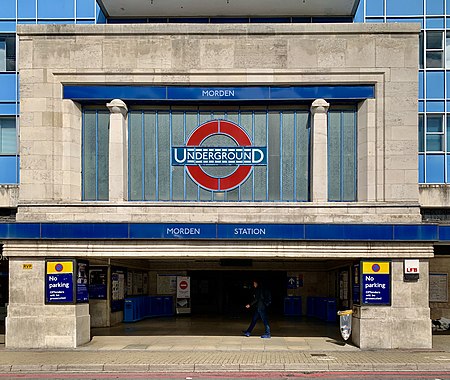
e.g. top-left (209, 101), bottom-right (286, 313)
top-left (357, 0), bottom-right (449, 183)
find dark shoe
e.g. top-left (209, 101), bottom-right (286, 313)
top-left (243, 331), bottom-right (251, 337)
top-left (261, 333), bottom-right (271, 338)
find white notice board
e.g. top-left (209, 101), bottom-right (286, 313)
top-left (430, 273), bottom-right (448, 302)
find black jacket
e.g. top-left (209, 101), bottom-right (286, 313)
top-left (250, 286), bottom-right (272, 311)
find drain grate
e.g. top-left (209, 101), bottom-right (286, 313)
top-left (124, 344), bottom-right (149, 350)
top-left (310, 353), bottom-right (327, 357)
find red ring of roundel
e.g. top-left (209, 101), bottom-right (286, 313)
top-left (185, 120), bottom-right (252, 191)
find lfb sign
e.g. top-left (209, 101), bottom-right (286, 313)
top-left (172, 119), bottom-right (267, 191)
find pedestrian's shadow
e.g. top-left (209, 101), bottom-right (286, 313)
top-left (326, 339), bottom-right (349, 346)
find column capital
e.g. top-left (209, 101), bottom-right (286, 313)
top-left (310, 99), bottom-right (330, 115)
top-left (106, 99), bottom-right (128, 116)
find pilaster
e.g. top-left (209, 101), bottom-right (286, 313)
top-left (107, 99), bottom-right (128, 202)
top-left (310, 99), bottom-right (330, 202)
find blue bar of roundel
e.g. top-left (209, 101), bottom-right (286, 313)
top-left (218, 224), bottom-right (304, 239)
top-left (167, 87), bottom-right (270, 100)
top-left (41, 223), bottom-right (128, 239)
top-left (130, 224), bottom-right (216, 239)
top-left (63, 86), bottom-right (166, 100)
top-left (393, 225), bottom-right (438, 241)
top-left (0, 223), bottom-right (40, 239)
top-left (305, 224), bottom-right (393, 240)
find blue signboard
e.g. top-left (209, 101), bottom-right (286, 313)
top-left (0, 222), bottom-right (442, 242)
top-left (172, 146), bottom-right (267, 166)
top-left (63, 85), bottom-right (375, 102)
top-left (45, 260), bottom-right (75, 304)
top-left (361, 261), bottom-right (391, 305)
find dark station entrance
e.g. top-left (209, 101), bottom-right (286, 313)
top-left (188, 270), bottom-right (286, 318)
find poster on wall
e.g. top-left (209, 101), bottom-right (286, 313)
top-left (361, 261), bottom-right (391, 305)
top-left (157, 275), bottom-right (177, 295)
top-left (89, 266), bottom-right (107, 299)
top-left (76, 260), bottom-right (89, 303)
top-left (176, 276), bottom-right (191, 314)
top-left (45, 260), bottom-right (75, 304)
top-left (430, 273), bottom-right (448, 302)
top-left (177, 276), bottom-right (191, 299)
top-left (111, 267), bottom-right (126, 312)
top-left (352, 263), bottom-right (360, 305)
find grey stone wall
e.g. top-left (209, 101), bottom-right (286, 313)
top-left (6, 258), bottom-right (90, 348)
top-left (16, 23), bottom-right (420, 223)
top-left (353, 260), bottom-right (431, 349)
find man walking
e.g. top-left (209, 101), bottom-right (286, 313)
top-left (243, 279), bottom-right (271, 338)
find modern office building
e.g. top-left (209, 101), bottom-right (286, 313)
top-left (0, 0), bottom-right (448, 350)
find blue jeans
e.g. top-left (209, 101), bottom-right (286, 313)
top-left (246, 308), bottom-right (270, 334)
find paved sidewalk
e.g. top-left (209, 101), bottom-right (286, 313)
top-left (0, 335), bottom-right (449, 373)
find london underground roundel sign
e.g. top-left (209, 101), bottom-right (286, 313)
top-left (172, 119), bottom-right (267, 191)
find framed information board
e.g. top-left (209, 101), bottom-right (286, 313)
top-left (430, 273), bottom-right (448, 303)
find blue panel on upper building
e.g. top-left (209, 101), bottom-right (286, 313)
top-left (0, 156), bottom-right (19, 184)
top-left (37, 0), bottom-right (75, 19)
top-left (0, 74), bottom-right (17, 102)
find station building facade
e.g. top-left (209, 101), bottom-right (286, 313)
top-left (1, 0), bottom-right (450, 350)
top-left (1, 20), bottom-right (436, 350)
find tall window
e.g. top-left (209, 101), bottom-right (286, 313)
top-left (82, 110), bottom-right (109, 201)
top-left (328, 109), bottom-right (357, 201)
top-left (0, 35), bottom-right (16, 72)
top-left (425, 31), bottom-right (443, 69)
top-left (128, 107), bottom-right (310, 202)
top-left (0, 118), bottom-right (16, 154)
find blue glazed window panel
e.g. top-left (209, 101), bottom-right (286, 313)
top-left (0, 155), bottom-right (18, 184)
top-left (366, 18), bottom-right (384, 23)
top-left (0, 117), bottom-right (16, 154)
top-left (426, 101), bottom-right (445, 112)
top-left (77, 0), bottom-right (95, 18)
top-left (0, 74), bottom-right (17, 102)
top-left (37, 0), bottom-right (74, 19)
top-left (386, 0), bottom-right (423, 15)
top-left (0, 0), bottom-right (16, 19)
top-left (419, 101), bottom-right (425, 112)
top-left (419, 115), bottom-right (424, 152)
top-left (366, 0), bottom-right (384, 16)
top-left (426, 71), bottom-right (445, 98)
top-left (0, 22), bottom-right (16, 33)
top-left (427, 0), bottom-right (444, 15)
top-left (18, 0), bottom-right (36, 19)
top-left (419, 71), bottom-right (424, 98)
top-left (426, 18), bottom-right (445, 28)
top-left (425, 154), bottom-right (445, 183)
top-left (0, 103), bottom-right (17, 115)
top-left (419, 154), bottom-right (424, 183)
top-left (96, 4), bottom-right (107, 23)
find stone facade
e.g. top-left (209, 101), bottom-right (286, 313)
top-left (16, 23), bottom-right (420, 220)
top-left (4, 23), bottom-right (432, 349)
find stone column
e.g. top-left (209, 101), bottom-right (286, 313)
top-left (107, 99), bottom-right (128, 202)
top-left (5, 256), bottom-right (90, 348)
top-left (310, 99), bottom-right (330, 202)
